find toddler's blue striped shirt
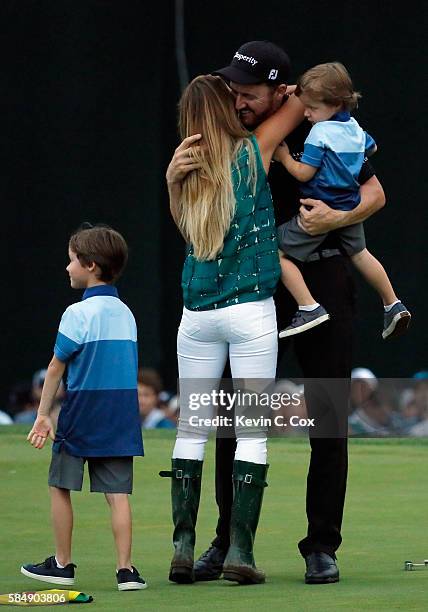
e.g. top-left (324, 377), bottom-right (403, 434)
top-left (300, 111), bottom-right (376, 210)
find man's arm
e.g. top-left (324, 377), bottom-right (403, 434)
top-left (27, 355), bottom-right (66, 449)
top-left (299, 175), bottom-right (386, 235)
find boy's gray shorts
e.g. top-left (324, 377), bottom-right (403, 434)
top-left (48, 448), bottom-right (133, 494)
top-left (277, 215), bottom-right (366, 261)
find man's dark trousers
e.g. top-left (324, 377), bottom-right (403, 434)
top-left (211, 255), bottom-right (354, 557)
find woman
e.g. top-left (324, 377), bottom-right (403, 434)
top-left (161, 75), bottom-right (303, 585)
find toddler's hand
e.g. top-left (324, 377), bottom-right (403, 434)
top-left (273, 141), bottom-right (290, 163)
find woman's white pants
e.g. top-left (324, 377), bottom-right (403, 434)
top-left (172, 298), bottom-right (277, 464)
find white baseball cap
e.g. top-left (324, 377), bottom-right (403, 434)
top-left (351, 367), bottom-right (378, 390)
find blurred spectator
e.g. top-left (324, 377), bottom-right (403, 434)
top-left (138, 368), bottom-right (175, 429)
top-left (406, 371), bottom-right (428, 436)
top-left (269, 379), bottom-right (307, 436)
top-left (4, 381), bottom-right (32, 419)
top-left (165, 394), bottom-right (179, 427)
top-left (14, 369), bottom-right (64, 426)
top-left (348, 367), bottom-right (398, 436)
top-left (0, 410), bottom-right (13, 425)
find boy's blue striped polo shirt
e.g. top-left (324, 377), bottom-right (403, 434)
top-left (53, 284), bottom-right (143, 458)
top-left (300, 111), bottom-right (376, 210)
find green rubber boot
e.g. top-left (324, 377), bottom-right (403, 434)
top-left (159, 458), bottom-right (203, 584)
top-left (223, 460), bottom-right (269, 585)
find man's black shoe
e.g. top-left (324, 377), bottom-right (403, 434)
top-left (304, 552), bottom-right (339, 584)
top-left (194, 546), bottom-right (227, 581)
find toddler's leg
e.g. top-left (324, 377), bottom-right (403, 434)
top-left (50, 486), bottom-right (73, 567)
top-left (279, 251), bottom-right (316, 306)
top-left (105, 493), bottom-right (132, 570)
top-left (278, 252), bottom-right (330, 338)
top-left (351, 248), bottom-right (397, 305)
top-left (352, 248), bottom-right (411, 339)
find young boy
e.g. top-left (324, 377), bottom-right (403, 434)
top-left (21, 224), bottom-right (146, 591)
top-left (275, 62), bottom-right (411, 339)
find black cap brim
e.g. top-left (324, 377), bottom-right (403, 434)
top-left (213, 65), bottom-right (264, 85)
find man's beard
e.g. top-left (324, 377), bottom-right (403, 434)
top-left (239, 107), bottom-right (273, 130)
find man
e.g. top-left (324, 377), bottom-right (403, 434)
top-left (169, 41), bottom-right (385, 583)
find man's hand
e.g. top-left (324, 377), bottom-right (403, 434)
top-left (298, 198), bottom-right (345, 235)
top-left (27, 415), bottom-right (55, 450)
top-left (299, 176), bottom-right (386, 235)
top-left (166, 134), bottom-right (202, 185)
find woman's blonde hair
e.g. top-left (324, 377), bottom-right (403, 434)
top-left (178, 75), bottom-right (257, 261)
top-left (296, 62), bottom-right (361, 111)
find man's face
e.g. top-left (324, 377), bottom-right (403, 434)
top-left (229, 81), bottom-right (283, 129)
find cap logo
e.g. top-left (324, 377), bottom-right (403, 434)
top-left (268, 69), bottom-right (278, 80)
top-left (234, 52), bottom-right (258, 66)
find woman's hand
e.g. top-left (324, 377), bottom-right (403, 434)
top-left (166, 134), bottom-right (202, 185)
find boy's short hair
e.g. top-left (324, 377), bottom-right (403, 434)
top-left (69, 224), bottom-right (128, 283)
top-left (295, 62), bottom-right (361, 111)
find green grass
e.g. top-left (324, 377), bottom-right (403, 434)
top-left (1, 427), bottom-right (427, 610)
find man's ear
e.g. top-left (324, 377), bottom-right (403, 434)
top-left (275, 83), bottom-right (288, 99)
top-left (86, 261), bottom-right (97, 273)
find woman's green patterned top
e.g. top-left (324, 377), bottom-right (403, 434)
top-left (182, 134), bottom-right (280, 311)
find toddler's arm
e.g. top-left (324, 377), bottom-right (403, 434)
top-left (274, 141), bottom-right (317, 182)
top-left (365, 131), bottom-right (377, 157)
top-left (27, 355), bottom-right (66, 449)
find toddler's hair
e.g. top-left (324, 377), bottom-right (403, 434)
top-left (296, 62), bottom-right (361, 111)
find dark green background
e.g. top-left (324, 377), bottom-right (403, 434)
top-left (2, 1), bottom-right (426, 406)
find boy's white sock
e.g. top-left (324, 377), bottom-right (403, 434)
top-left (55, 557), bottom-right (65, 569)
top-left (299, 303), bottom-right (320, 312)
top-left (384, 300), bottom-right (400, 312)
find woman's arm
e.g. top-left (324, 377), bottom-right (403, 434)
top-left (166, 134), bottom-right (202, 229)
top-left (254, 94), bottom-right (305, 173)
top-left (167, 181), bottom-right (183, 228)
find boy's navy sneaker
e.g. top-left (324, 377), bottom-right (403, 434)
top-left (117, 566), bottom-right (147, 591)
top-left (382, 302), bottom-right (411, 339)
top-left (279, 305), bottom-right (330, 338)
top-left (20, 556), bottom-right (76, 585)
